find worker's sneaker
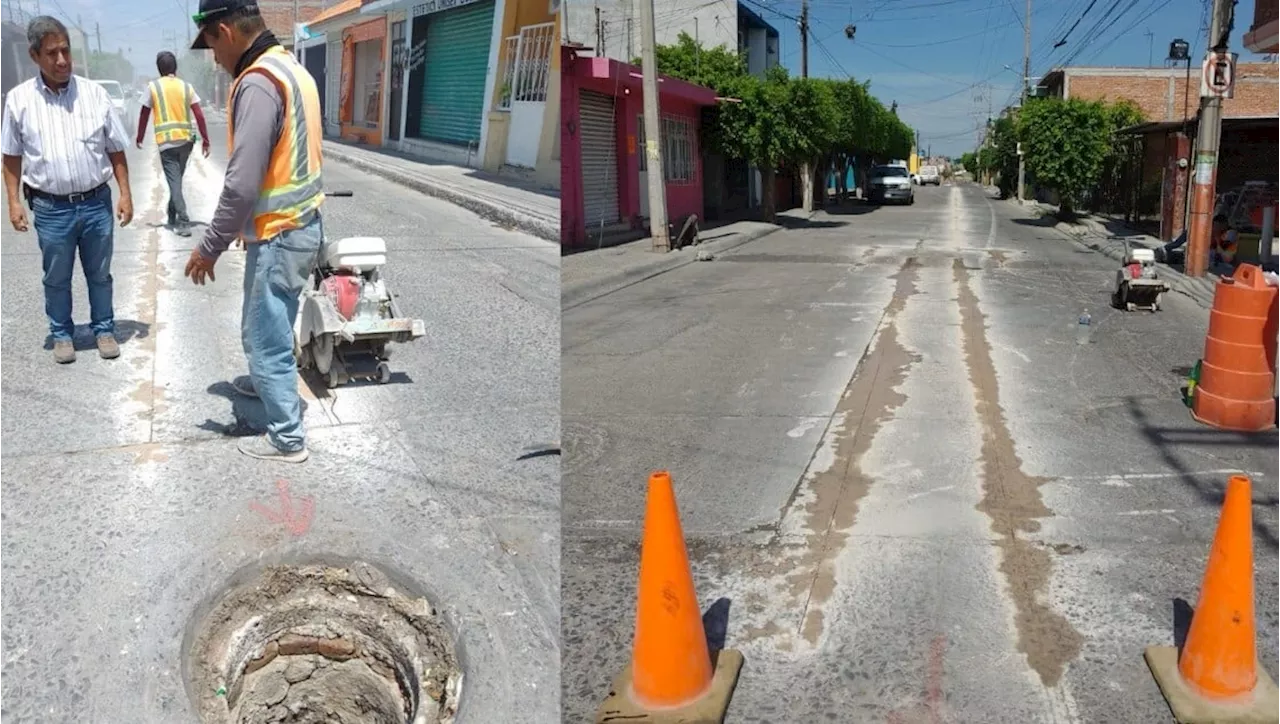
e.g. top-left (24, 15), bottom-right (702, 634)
top-left (96, 334), bottom-right (120, 359)
top-left (237, 435), bottom-right (309, 463)
top-left (231, 375), bottom-right (259, 398)
top-left (53, 340), bottom-right (75, 364)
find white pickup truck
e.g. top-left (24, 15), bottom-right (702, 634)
top-left (917, 165), bottom-right (941, 185)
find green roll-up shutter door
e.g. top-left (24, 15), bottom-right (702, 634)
top-left (419, 0), bottom-right (496, 145)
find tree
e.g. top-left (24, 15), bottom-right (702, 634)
top-left (985, 115), bottom-right (1020, 199)
top-left (652, 35), bottom-right (915, 221)
top-left (1016, 96), bottom-right (1146, 216)
top-left (651, 32), bottom-right (746, 89)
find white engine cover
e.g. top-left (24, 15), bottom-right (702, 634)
top-left (323, 236), bottom-right (387, 272)
top-left (1126, 248), bottom-right (1156, 265)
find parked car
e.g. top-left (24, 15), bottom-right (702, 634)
top-left (867, 165), bottom-right (914, 205)
top-left (91, 79), bottom-right (132, 134)
top-left (918, 165), bottom-right (941, 185)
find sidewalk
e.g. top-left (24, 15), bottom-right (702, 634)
top-left (322, 140), bottom-right (558, 241)
top-left (1017, 200), bottom-right (1222, 309)
top-left (561, 208), bottom-right (813, 308)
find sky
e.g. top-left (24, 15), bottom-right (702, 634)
top-left (6, 0), bottom-right (1274, 157)
top-left (740, 0), bottom-right (1273, 156)
top-left (6, 0), bottom-right (204, 74)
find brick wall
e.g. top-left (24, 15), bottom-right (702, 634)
top-left (1063, 64), bottom-right (1278, 122)
top-left (258, 0), bottom-right (334, 46)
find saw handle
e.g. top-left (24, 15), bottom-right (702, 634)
top-left (325, 191), bottom-right (354, 197)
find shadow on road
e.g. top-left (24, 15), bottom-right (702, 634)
top-left (1125, 395), bottom-right (1279, 550)
top-left (43, 319), bottom-right (150, 351)
top-left (199, 379), bottom-right (311, 438)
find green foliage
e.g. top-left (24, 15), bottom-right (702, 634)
top-left (984, 115), bottom-right (1020, 198)
top-left (651, 33), bottom-right (746, 90)
top-left (958, 151), bottom-right (977, 172)
top-left (1017, 96), bottom-right (1146, 214)
top-left (652, 35), bottom-right (914, 169)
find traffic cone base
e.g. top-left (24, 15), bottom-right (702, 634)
top-left (1144, 645), bottom-right (1279, 723)
top-left (596, 648), bottom-right (744, 724)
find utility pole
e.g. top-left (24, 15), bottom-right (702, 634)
top-left (293, 0), bottom-right (300, 58)
top-left (95, 22), bottom-right (101, 54)
top-left (639, 0), bottom-right (670, 251)
top-left (799, 0), bottom-right (809, 78)
top-left (1185, 0), bottom-right (1236, 278)
top-left (1017, 0), bottom-right (1031, 204)
top-left (1145, 29), bottom-right (1154, 66)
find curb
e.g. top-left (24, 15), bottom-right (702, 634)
top-left (1032, 207), bottom-right (1219, 310)
top-left (562, 221), bottom-right (792, 309)
top-left (322, 145), bottom-right (559, 243)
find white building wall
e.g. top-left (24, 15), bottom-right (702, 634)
top-left (563, 0), bottom-right (738, 61)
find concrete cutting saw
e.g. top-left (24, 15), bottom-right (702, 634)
top-left (294, 191), bottom-right (426, 388)
top-left (1111, 240), bottom-right (1169, 313)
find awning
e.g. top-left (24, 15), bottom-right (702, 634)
top-left (305, 0), bottom-right (362, 30)
top-left (1118, 115), bottom-right (1280, 136)
top-left (359, 0), bottom-right (402, 13)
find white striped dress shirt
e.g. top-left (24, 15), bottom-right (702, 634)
top-left (1, 74), bottom-right (127, 196)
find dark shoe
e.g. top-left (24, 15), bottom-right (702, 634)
top-left (175, 225), bottom-right (192, 237)
top-left (231, 375), bottom-right (259, 398)
top-left (237, 435), bottom-right (309, 463)
top-left (97, 334), bottom-right (120, 359)
top-left (53, 340), bottom-right (75, 364)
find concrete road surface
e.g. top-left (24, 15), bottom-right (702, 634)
top-left (1, 123), bottom-right (560, 721)
top-left (562, 184), bottom-right (1278, 723)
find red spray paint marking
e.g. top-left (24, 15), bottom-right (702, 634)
top-left (250, 479), bottom-right (314, 536)
top-left (924, 634), bottom-right (947, 719)
top-left (885, 634), bottom-right (948, 724)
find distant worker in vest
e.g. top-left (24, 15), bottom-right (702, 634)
top-left (135, 50), bottom-right (210, 237)
top-left (185, 0), bottom-right (326, 464)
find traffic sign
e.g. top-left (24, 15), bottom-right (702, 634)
top-left (1200, 51), bottom-right (1237, 99)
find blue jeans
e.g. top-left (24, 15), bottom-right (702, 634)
top-left (242, 215), bottom-right (323, 452)
top-left (32, 189), bottom-right (115, 341)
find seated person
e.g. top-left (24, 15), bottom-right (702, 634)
top-left (1210, 214), bottom-right (1238, 266)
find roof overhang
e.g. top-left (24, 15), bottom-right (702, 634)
top-left (1243, 18), bottom-right (1279, 54)
top-left (569, 55), bottom-right (719, 106)
top-left (1118, 115), bottom-right (1280, 135)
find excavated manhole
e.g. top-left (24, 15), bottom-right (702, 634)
top-left (185, 561), bottom-right (462, 724)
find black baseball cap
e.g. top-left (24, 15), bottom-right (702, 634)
top-left (190, 0), bottom-right (260, 50)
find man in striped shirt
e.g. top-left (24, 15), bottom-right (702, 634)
top-left (1, 16), bottom-right (134, 365)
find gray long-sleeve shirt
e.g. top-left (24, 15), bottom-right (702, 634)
top-left (197, 73), bottom-right (284, 260)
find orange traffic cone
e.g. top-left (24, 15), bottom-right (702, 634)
top-left (1144, 475), bottom-right (1279, 723)
top-left (596, 471), bottom-right (744, 723)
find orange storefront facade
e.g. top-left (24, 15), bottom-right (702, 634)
top-left (339, 17), bottom-right (388, 146)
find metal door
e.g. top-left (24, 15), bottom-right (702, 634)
top-left (388, 20), bottom-right (406, 141)
top-left (504, 22), bottom-right (554, 168)
top-left (579, 90), bottom-right (619, 229)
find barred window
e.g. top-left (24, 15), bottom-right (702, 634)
top-left (661, 116), bottom-right (694, 184)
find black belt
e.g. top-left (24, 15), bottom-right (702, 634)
top-left (25, 182), bottom-right (109, 205)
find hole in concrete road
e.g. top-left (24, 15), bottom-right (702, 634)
top-left (186, 561), bottom-right (462, 724)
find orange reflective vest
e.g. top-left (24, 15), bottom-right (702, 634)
top-left (148, 76), bottom-right (196, 146)
top-left (228, 46), bottom-right (324, 241)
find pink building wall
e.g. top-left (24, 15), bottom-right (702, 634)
top-left (560, 49), bottom-right (718, 248)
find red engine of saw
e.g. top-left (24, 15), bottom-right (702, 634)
top-left (321, 274), bottom-right (362, 321)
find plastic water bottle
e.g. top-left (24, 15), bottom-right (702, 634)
top-left (1076, 310), bottom-right (1092, 345)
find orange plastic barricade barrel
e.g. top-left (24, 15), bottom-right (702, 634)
top-left (1192, 264), bottom-right (1278, 432)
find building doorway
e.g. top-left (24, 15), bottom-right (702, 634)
top-left (388, 20), bottom-right (406, 142)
